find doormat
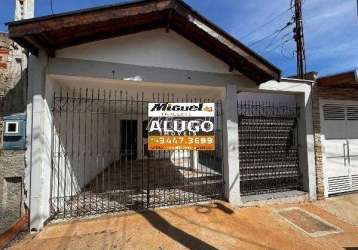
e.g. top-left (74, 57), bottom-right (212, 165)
top-left (276, 207), bottom-right (342, 237)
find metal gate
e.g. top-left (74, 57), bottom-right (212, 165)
top-left (50, 89), bottom-right (224, 219)
top-left (237, 101), bottom-right (302, 195)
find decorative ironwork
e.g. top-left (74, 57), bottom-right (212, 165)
top-left (238, 101), bottom-right (302, 196)
top-left (50, 88), bottom-right (224, 219)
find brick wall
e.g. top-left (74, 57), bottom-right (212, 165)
top-left (0, 151), bottom-right (26, 234)
top-left (0, 47), bottom-right (9, 70)
top-left (0, 33), bottom-right (27, 234)
top-left (0, 34), bottom-right (27, 115)
top-left (312, 84), bottom-right (358, 199)
top-left (0, 90), bottom-right (4, 152)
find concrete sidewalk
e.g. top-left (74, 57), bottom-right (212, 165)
top-left (315, 193), bottom-right (358, 226)
top-left (7, 196), bottom-right (358, 250)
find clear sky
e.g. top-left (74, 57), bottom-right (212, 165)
top-left (1, 0), bottom-right (357, 77)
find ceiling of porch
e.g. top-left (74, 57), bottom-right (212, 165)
top-left (50, 75), bottom-right (225, 101)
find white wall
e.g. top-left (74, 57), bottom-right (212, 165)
top-left (245, 78), bottom-right (316, 200)
top-left (50, 88), bottom-right (128, 210)
top-left (50, 98), bottom-right (113, 208)
top-left (57, 29), bottom-right (240, 75)
top-left (238, 92), bottom-right (296, 105)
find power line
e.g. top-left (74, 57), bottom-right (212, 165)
top-left (266, 36), bottom-right (293, 53)
top-left (262, 21), bottom-right (293, 51)
top-left (241, 5), bottom-right (294, 40)
top-left (88, 0), bottom-right (100, 5)
top-left (262, 35), bottom-right (289, 53)
top-left (50, 0), bottom-right (54, 14)
top-left (247, 21), bottom-right (293, 48)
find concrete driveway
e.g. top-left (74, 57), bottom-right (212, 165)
top-left (7, 195), bottom-right (358, 250)
top-left (314, 193), bottom-right (358, 226)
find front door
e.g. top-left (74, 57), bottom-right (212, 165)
top-left (121, 120), bottom-right (137, 160)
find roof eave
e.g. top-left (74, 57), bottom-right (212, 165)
top-left (7, 0), bottom-right (281, 83)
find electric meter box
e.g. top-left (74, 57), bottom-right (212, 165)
top-left (3, 114), bottom-right (26, 150)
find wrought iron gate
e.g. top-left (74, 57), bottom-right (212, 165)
top-left (237, 101), bottom-right (302, 195)
top-left (50, 89), bottom-right (224, 219)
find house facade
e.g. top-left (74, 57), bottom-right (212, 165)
top-left (8, 0), bottom-right (316, 232)
top-left (313, 70), bottom-right (358, 198)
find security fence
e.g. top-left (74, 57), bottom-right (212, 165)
top-left (50, 88), bottom-right (224, 219)
top-left (237, 101), bottom-right (302, 195)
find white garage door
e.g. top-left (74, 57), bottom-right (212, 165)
top-left (322, 102), bottom-right (358, 195)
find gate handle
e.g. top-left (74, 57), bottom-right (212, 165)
top-left (343, 143), bottom-right (347, 166)
top-left (347, 141), bottom-right (351, 166)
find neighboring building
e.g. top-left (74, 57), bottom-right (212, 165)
top-left (0, 32), bottom-right (27, 235)
top-left (7, 0), bottom-right (316, 232)
top-left (0, 0), bottom-right (33, 234)
top-left (313, 70), bottom-right (358, 198)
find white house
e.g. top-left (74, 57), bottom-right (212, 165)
top-left (8, 0), bottom-right (316, 232)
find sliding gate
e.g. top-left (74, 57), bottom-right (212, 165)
top-left (238, 101), bottom-right (303, 195)
top-left (50, 89), bottom-right (224, 219)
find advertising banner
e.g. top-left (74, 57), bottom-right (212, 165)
top-left (148, 103), bottom-right (215, 151)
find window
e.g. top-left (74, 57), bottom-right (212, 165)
top-left (5, 121), bottom-right (19, 134)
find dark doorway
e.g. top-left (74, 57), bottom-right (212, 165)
top-left (121, 120), bottom-right (138, 160)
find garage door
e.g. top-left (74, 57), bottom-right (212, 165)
top-left (322, 102), bottom-right (358, 195)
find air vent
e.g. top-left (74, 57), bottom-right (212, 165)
top-left (352, 175), bottom-right (358, 191)
top-left (327, 176), bottom-right (350, 194)
top-left (323, 104), bottom-right (345, 120)
top-left (347, 106), bottom-right (358, 120)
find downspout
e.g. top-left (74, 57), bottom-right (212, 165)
top-left (309, 80), bottom-right (316, 199)
top-left (23, 50), bottom-right (32, 230)
top-left (28, 51), bottom-right (50, 232)
top-left (307, 74), bottom-right (319, 199)
top-left (27, 51), bottom-right (33, 231)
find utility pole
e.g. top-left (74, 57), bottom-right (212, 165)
top-left (293, 0), bottom-right (306, 79)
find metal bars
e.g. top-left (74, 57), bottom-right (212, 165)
top-left (50, 88), bottom-right (224, 219)
top-left (237, 101), bottom-right (302, 196)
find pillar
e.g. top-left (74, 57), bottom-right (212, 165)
top-left (222, 84), bottom-right (241, 205)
